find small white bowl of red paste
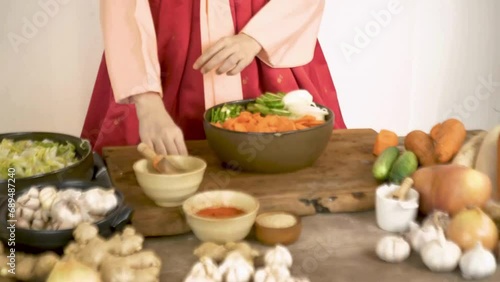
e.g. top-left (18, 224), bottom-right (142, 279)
top-left (182, 190), bottom-right (260, 243)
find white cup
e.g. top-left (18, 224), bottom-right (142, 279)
top-left (375, 183), bottom-right (419, 233)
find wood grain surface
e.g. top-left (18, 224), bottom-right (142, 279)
top-left (102, 128), bottom-right (381, 237)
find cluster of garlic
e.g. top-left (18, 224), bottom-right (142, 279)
top-left (15, 186), bottom-right (118, 230)
top-left (254, 245), bottom-right (310, 282)
top-left (184, 243), bottom-right (310, 282)
top-left (375, 211), bottom-right (497, 280)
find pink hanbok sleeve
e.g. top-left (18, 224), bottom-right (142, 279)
top-left (100, 0), bottom-right (162, 104)
top-left (241, 0), bottom-right (325, 68)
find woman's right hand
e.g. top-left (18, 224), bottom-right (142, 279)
top-left (133, 92), bottom-right (188, 156)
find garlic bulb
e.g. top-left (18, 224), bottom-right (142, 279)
top-left (264, 245), bottom-right (293, 268)
top-left (254, 265), bottom-right (291, 282)
top-left (79, 188), bottom-right (118, 216)
top-left (420, 228), bottom-right (461, 272)
top-left (219, 251), bottom-right (254, 282)
top-left (406, 221), bottom-right (439, 252)
top-left (459, 242), bottom-right (497, 280)
top-left (185, 257), bottom-right (222, 282)
top-left (375, 235), bottom-right (410, 263)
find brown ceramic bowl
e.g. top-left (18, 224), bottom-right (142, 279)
top-left (203, 99), bottom-right (334, 173)
top-left (255, 211), bottom-right (302, 245)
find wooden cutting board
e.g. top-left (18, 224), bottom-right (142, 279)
top-left (102, 128), bottom-right (379, 237)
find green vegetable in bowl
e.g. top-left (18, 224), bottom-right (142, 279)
top-left (210, 104), bottom-right (243, 123)
top-left (247, 92), bottom-right (290, 117)
top-left (0, 139), bottom-right (79, 179)
top-left (209, 92), bottom-right (291, 123)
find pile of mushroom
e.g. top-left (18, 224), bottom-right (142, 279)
top-left (15, 186), bottom-right (118, 230)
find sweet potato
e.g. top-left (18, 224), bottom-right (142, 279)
top-left (373, 129), bottom-right (399, 156)
top-left (412, 164), bottom-right (492, 215)
top-left (404, 130), bottom-right (436, 166)
top-left (430, 118), bottom-right (467, 163)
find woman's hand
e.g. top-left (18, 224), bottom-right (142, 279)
top-left (133, 93), bottom-right (188, 156)
top-left (193, 33), bottom-right (262, 76)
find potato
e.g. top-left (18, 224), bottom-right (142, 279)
top-left (404, 130), bottom-right (436, 166)
top-left (412, 164), bottom-right (492, 215)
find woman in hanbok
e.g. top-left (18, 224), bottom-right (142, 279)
top-left (81, 0), bottom-right (346, 155)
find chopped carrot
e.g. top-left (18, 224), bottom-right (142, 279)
top-left (236, 111), bottom-right (252, 123)
top-left (214, 112), bottom-right (326, 133)
top-left (303, 120), bottom-right (325, 126)
top-left (373, 129), bottom-right (399, 156)
top-left (296, 124), bottom-right (308, 130)
top-left (234, 123), bottom-right (248, 132)
top-left (295, 115), bottom-right (316, 123)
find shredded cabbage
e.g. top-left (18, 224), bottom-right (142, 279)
top-left (0, 138), bottom-right (79, 179)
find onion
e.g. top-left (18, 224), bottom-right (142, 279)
top-left (445, 207), bottom-right (499, 252)
top-left (47, 259), bottom-right (102, 282)
top-left (282, 90), bottom-right (313, 106)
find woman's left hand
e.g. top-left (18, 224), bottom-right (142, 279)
top-left (193, 33), bottom-right (262, 76)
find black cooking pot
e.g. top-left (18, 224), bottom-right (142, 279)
top-left (0, 132), bottom-right (94, 196)
top-left (0, 180), bottom-right (133, 253)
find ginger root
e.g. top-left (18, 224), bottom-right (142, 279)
top-left (194, 241), bottom-right (260, 263)
top-left (63, 222), bottom-right (161, 282)
top-left (0, 222), bottom-right (161, 282)
top-left (0, 244), bottom-right (60, 282)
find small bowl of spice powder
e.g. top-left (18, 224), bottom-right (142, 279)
top-left (255, 211), bottom-right (302, 245)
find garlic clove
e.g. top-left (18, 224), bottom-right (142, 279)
top-left (24, 197), bottom-right (41, 210)
top-left (26, 187), bottom-right (39, 198)
top-left (19, 207), bottom-right (35, 221)
top-left (17, 193), bottom-right (31, 205)
top-left (39, 186), bottom-right (58, 211)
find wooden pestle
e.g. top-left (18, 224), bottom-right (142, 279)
top-left (391, 177), bottom-right (414, 201)
top-left (137, 143), bottom-right (185, 174)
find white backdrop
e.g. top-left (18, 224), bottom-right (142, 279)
top-left (1, 0), bottom-right (499, 136)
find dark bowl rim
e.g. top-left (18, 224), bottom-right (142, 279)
top-left (0, 180), bottom-right (122, 234)
top-left (0, 131), bottom-right (93, 183)
top-left (202, 98), bottom-right (335, 136)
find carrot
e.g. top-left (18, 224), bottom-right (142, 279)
top-left (373, 129), bottom-right (399, 156)
top-left (430, 118), bottom-right (467, 163)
